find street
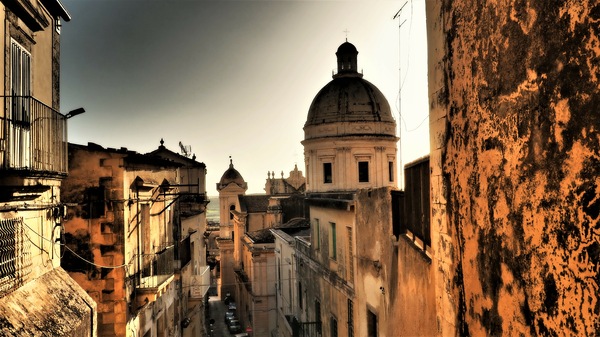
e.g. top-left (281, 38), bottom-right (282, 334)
top-left (207, 295), bottom-right (239, 337)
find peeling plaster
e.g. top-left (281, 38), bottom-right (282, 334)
top-left (428, 1), bottom-right (600, 335)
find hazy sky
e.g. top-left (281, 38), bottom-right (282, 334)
top-left (60, 0), bottom-right (429, 195)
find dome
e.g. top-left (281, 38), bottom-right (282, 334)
top-left (304, 41), bottom-right (395, 138)
top-left (305, 76), bottom-right (394, 127)
top-left (218, 159), bottom-right (245, 187)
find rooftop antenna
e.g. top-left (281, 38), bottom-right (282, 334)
top-left (179, 141), bottom-right (191, 158)
top-left (393, 1), bottom-right (408, 189)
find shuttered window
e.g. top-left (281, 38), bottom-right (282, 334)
top-left (9, 40), bottom-right (31, 169)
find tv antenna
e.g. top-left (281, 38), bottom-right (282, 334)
top-left (179, 141), bottom-right (192, 158)
top-left (393, 1), bottom-right (408, 189)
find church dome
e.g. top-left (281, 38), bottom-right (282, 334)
top-left (304, 41), bottom-right (395, 139)
top-left (305, 77), bottom-right (394, 126)
top-left (218, 159), bottom-right (245, 187)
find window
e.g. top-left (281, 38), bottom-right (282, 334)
top-left (329, 222), bottom-right (337, 260)
top-left (330, 316), bottom-right (338, 337)
top-left (389, 161), bottom-right (394, 182)
top-left (288, 270), bottom-right (292, 311)
top-left (141, 204), bottom-right (150, 254)
top-left (83, 186), bottom-right (105, 219)
top-left (347, 227), bottom-right (354, 283)
top-left (298, 282), bottom-right (303, 309)
top-left (358, 161), bottom-right (369, 182)
top-left (179, 235), bottom-right (191, 268)
top-left (229, 204), bottom-right (235, 220)
top-left (313, 219), bottom-right (320, 249)
top-left (367, 309), bottom-right (378, 337)
top-left (0, 217), bottom-right (31, 296)
top-left (315, 300), bottom-right (322, 334)
top-left (277, 258), bottom-right (281, 292)
top-left (348, 299), bottom-right (354, 337)
top-left (8, 39), bottom-right (31, 169)
top-left (323, 163), bottom-right (332, 183)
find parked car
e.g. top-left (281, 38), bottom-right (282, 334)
top-left (228, 302), bottom-right (237, 311)
top-left (224, 311), bottom-right (236, 323)
top-left (227, 319), bottom-right (242, 334)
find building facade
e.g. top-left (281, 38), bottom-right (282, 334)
top-left (271, 219), bottom-right (311, 337)
top-left (149, 140), bottom-right (211, 337)
top-left (0, 1), bottom-right (97, 335)
top-left (62, 140), bottom-right (210, 337)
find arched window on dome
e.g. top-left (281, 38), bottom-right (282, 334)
top-left (229, 204), bottom-right (235, 220)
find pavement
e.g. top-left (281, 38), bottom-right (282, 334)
top-left (207, 295), bottom-right (246, 337)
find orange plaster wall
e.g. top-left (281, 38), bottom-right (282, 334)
top-left (427, 1), bottom-right (600, 336)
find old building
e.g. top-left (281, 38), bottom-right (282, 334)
top-left (265, 164), bottom-right (306, 195)
top-left (287, 41), bottom-right (437, 337)
top-left (234, 227), bottom-right (276, 336)
top-left (215, 161), bottom-right (307, 334)
top-left (271, 219), bottom-right (311, 337)
top-left (0, 0), bottom-right (97, 335)
top-left (149, 140), bottom-right (211, 337)
top-left (62, 140), bottom-right (210, 337)
top-left (426, 1), bottom-right (600, 336)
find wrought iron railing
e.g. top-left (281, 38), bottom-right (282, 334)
top-left (0, 96), bottom-right (67, 173)
top-left (291, 316), bottom-right (322, 337)
top-left (137, 245), bottom-right (174, 289)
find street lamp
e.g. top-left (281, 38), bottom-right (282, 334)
top-left (64, 107), bottom-right (85, 119)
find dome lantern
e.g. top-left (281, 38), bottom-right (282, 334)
top-left (335, 41), bottom-right (359, 76)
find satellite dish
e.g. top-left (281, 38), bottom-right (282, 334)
top-left (179, 141), bottom-right (191, 158)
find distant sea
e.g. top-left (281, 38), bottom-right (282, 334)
top-left (206, 196), bottom-right (219, 223)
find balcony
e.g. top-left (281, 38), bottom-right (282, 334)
top-left (290, 316), bottom-right (322, 337)
top-left (189, 265), bottom-right (211, 300)
top-left (135, 245), bottom-right (175, 305)
top-left (0, 96), bottom-right (67, 174)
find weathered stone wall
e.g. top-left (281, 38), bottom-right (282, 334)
top-left (427, 1), bottom-right (600, 336)
top-left (355, 187), bottom-right (436, 337)
top-left (63, 145), bottom-right (128, 336)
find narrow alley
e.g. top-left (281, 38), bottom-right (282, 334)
top-left (207, 295), bottom-right (248, 337)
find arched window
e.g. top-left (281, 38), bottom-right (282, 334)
top-left (229, 204), bottom-right (235, 220)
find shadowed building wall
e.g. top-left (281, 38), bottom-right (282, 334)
top-left (426, 1), bottom-right (600, 336)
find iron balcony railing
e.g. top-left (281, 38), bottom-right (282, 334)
top-left (0, 96), bottom-right (67, 173)
top-left (291, 316), bottom-right (322, 337)
top-left (137, 245), bottom-right (175, 289)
